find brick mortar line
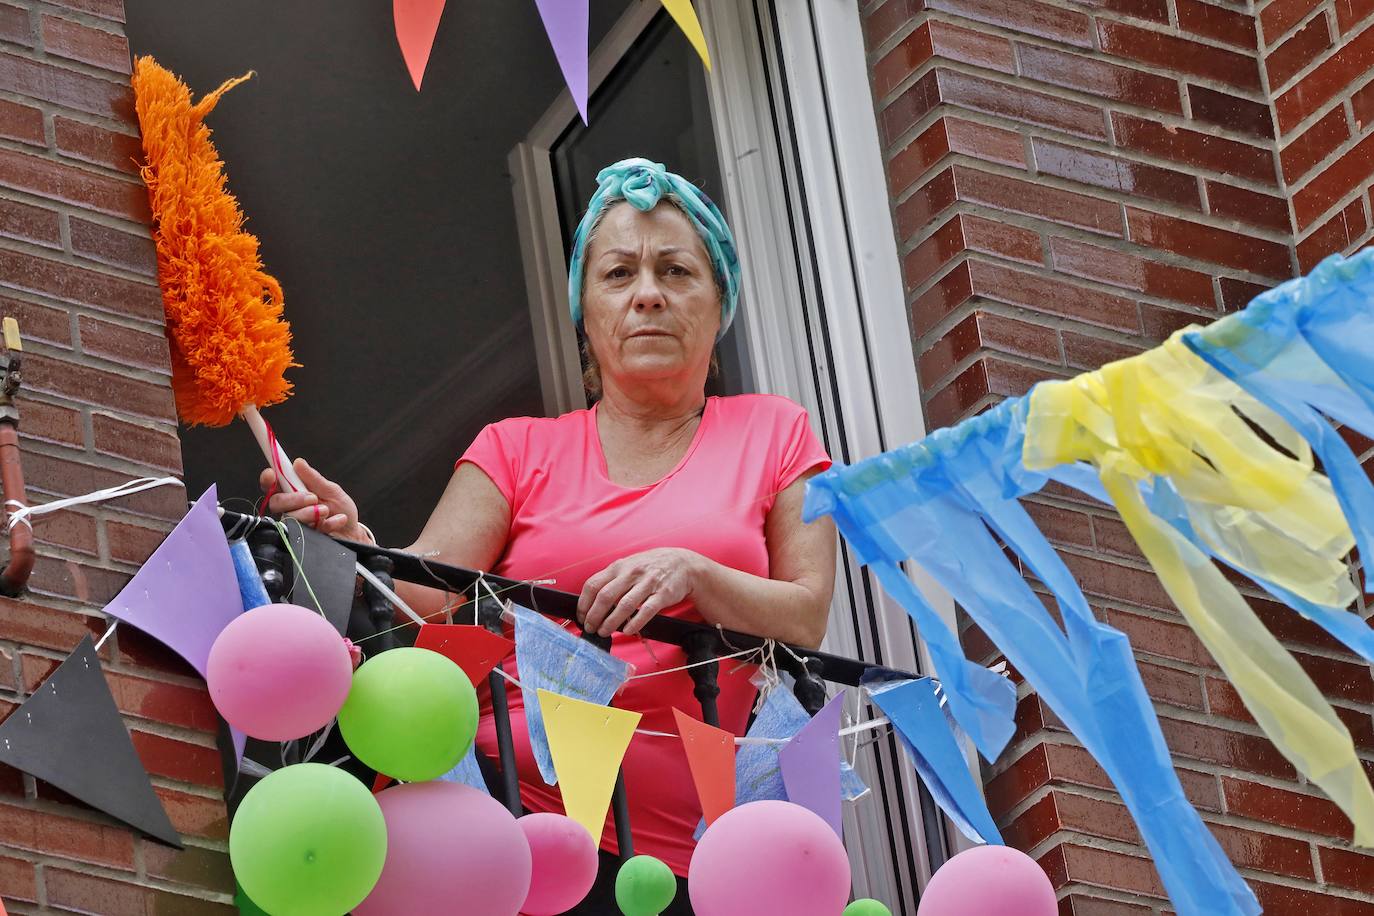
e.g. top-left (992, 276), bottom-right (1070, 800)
top-left (15, 851), bottom-right (235, 907)
top-left (869, 9), bottom-right (1270, 106)
top-left (890, 141), bottom-right (1286, 248)
top-left (873, 50), bottom-right (1270, 153)
top-left (886, 104), bottom-right (1283, 210)
top-left (1275, 59), bottom-right (1374, 141)
top-left (1014, 794), bottom-right (1362, 874)
top-left (1294, 179), bottom-right (1374, 240)
top-left (12, 327), bottom-right (167, 375)
top-left (866, 6), bottom-right (1266, 77)
top-left (1257, 0), bottom-right (1335, 50)
top-left (902, 250), bottom-right (1227, 354)
top-left (893, 169), bottom-right (1290, 281)
top-left (0, 86), bottom-right (137, 145)
top-left (0, 116), bottom-right (146, 181)
top-left (0, 285), bottom-right (171, 339)
top-left (0, 45), bottom-right (131, 97)
top-left (1027, 827), bottom-right (1374, 904)
top-left (4, 21), bottom-right (132, 84)
top-left (1263, 9), bottom-right (1342, 97)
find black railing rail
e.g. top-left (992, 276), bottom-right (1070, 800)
top-left (220, 509), bottom-right (931, 864)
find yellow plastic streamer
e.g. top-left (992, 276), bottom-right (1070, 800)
top-left (1024, 331), bottom-right (1374, 845)
top-left (660, 0), bottom-right (712, 70)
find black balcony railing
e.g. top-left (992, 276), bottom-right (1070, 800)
top-left (220, 510), bottom-right (944, 869)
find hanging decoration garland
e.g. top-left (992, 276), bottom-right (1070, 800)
top-left (394, 0), bottom-right (711, 121)
top-left (805, 249), bottom-right (1374, 916)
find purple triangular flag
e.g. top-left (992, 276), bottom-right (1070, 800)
top-left (532, 0), bottom-right (589, 124)
top-left (103, 486), bottom-right (246, 760)
top-left (778, 693), bottom-right (844, 837)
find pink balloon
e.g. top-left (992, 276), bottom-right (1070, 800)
top-left (355, 782), bottom-right (531, 916)
top-left (206, 603), bottom-right (353, 741)
top-left (917, 845), bottom-right (1057, 916)
top-left (518, 812), bottom-right (600, 916)
top-left (689, 800), bottom-right (850, 916)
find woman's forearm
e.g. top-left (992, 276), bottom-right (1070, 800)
top-left (687, 553), bottom-right (831, 649)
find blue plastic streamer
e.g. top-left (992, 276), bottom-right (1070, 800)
top-left (802, 487), bottom-right (1016, 763)
top-left (512, 605), bottom-right (631, 785)
top-left (438, 746), bottom-right (489, 794)
top-left (229, 538), bottom-right (270, 612)
top-left (805, 399), bottom-right (1258, 916)
top-left (865, 675), bottom-right (1002, 845)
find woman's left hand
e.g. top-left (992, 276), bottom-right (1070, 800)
top-left (578, 547), bottom-right (702, 637)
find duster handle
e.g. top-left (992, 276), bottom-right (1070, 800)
top-left (240, 404), bottom-right (307, 493)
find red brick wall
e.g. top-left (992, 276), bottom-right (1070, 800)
top-left (860, 0), bottom-right (1374, 912)
top-left (0, 1), bottom-right (232, 912)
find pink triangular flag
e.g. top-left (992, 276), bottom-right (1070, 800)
top-left (414, 624), bottom-right (515, 686)
top-left (532, 0), bottom-right (589, 123)
top-left (394, 0), bottom-right (447, 91)
top-left (673, 708), bottom-right (736, 826)
top-left (778, 694), bottom-right (844, 837)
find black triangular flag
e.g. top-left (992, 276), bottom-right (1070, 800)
top-left (285, 522), bottom-right (357, 636)
top-left (0, 636), bottom-right (181, 846)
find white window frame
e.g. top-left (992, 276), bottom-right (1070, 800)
top-left (510, 0), bottom-right (972, 905)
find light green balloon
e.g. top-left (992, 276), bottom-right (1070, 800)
top-left (229, 763), bottom-right (386, 916)
top-left (615, 854), bottom-right (677, 915)
top-left (337, 646), bottom-right (478, 782)
top-left (843, 900), bottom-right (893, 916)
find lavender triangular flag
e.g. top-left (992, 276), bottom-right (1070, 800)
top-left (778, 693), bottom-right (844, 837)
top-left (532, 0), bottom-right (589, 123)
top-left (103, 486), bottom-right (246, 760)
top-left (0, 636), bottom-right (180, 846)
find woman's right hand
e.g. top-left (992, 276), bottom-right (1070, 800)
top-left (259, 457), bottom-right (371, 541)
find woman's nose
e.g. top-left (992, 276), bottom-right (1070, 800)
top-left (631, 275), bottom-right (665, 311)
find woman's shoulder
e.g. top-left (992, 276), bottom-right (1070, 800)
top-left (484, 407), bottom-right (590, 436)
top-left (712, 393), bottom-right (810, 424)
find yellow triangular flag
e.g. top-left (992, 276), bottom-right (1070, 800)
top-left (538, 689), bottom-right (642, 843)
top-left (660, 0), bottom-right (711, 71)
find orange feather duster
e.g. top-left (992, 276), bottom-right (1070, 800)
top-left (132, 56), bottom-right (296, 429)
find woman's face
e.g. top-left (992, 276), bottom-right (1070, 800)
top-left (582, 201), bottom-right (721, 393)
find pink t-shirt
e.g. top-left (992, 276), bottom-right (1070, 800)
top-left (462, 394), bottom-right (830, 875)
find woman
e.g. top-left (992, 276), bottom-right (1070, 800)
top-left (264, 158), bottom-right (837, 912)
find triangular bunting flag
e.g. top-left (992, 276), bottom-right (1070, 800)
top-left (532, 0), bottom-right (589, 123)
top-left (867, 677), bottom-right (1003, 845)
top-left (372, 772), bottom-right (393, 794)
top-left (103, 486), bottom-right (247, 763)
top-left (778, 693), bottom-right (844, 837)
top-left (393, 0), bottom-right (447, 91)
top-left (0, 636), bottom-right (180, 846)
top-left (414, 624), bottom-right (514, 686)
top-left (103, 486), bottom-right (242, 681)
top-left (672, 708), bottom-right (735, 826)
top-left (660, 0), bottom-right (711, 70)
top-left (538, 689), bottom-right (640, 843)
top-left (284, 522), bottom-right (357, 636)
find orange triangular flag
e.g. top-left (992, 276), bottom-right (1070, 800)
top-left (673, 708), bottom-right (735, 826)
top-left (393, 0), bottom-right (447, 90)
top-left (414, 624), bottom-right (514, 686)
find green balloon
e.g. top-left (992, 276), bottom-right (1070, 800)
top-left (337, 646), bottom-right (478, 782)
top-left (843, 900), bottom-right (892, 916)
top-left (230, 763), bottom-right (386, 916)
top-left (615, 854), bottom-right (677, 916)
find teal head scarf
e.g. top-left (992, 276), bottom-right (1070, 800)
top-left (568, 158), bottom-right (741, 340)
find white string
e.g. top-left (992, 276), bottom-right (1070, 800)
top-left (6, 476), bottom-right (183, 531)
top-left (93, 620), bottom-right (118, 651)
top-left (625, 646), bottom-right (760, 681)
top-left (356, 562), bottom-right (426, 626)
top-left (633, 715), bottom-right (893, 746)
